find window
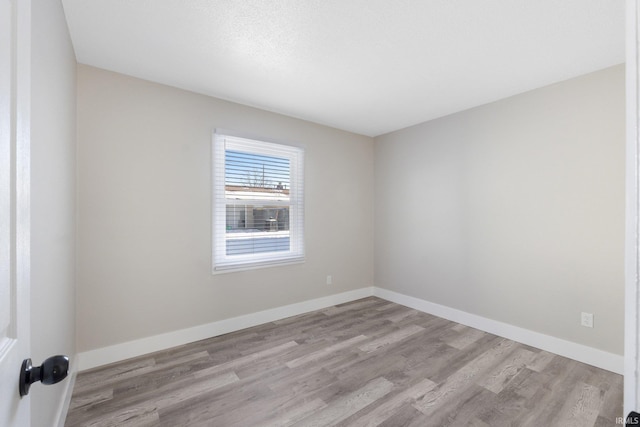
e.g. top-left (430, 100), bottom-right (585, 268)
top-left (212, 132), bottom-right (304, 272)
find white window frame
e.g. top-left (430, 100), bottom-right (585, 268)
top-left (212, 131), bottom-right (305, 272)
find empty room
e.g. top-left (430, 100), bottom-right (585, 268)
top-left (2, 0), bottom-right (639, 426)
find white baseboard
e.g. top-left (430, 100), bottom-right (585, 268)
top-left (55, 355), bottom-right (77, 427)
top-left (77, 285), bottom-right (623, 375)
top-left (77, 287), bottom-right (375, 371)
top-left (373, 287), bottom-right (623, 374)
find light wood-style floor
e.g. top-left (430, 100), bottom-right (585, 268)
top-left (65, 297), bottom-right (623, 426)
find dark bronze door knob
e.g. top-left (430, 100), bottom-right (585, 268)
top-left (19, 355), bottom-right (69, 397)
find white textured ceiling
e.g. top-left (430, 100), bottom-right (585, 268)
top-left (62, 0), bottom-right (624, 137)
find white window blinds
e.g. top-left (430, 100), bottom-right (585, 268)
top-left (212, 133), bottom-right (304, 271)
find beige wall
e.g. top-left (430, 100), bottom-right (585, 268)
top-left (76, 61), bottom-right (623, 359)
top-left (375, 65), bottom-right (625, 355)
top-left (31, 0), bottom-right (77, 425)
top-left (76, 65), bottom-right (374, 352)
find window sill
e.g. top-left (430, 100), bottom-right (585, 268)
top-left (212, 257), bottom-right (305, 275)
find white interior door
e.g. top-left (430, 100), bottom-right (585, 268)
top-left (0, 0), bottom-right (31, 426)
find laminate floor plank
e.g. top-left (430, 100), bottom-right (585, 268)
top-left (68, 388), bottom-right (114, 412)
top-left (286, 335), bottom-right (368, 368)
top-left (262, 398), bottom-right (328, 427)
top-left (357, 324), bottom-right (425, 353)
top-left (334, 352), bottom-right (408, 386)
top-left (423, 334), bottom-right (505, 384)
top-left (443, 326), bottom-right (487, 350)
top-left (337, 377), bottom-right (437, 427)
top-left (268, 367), bottom-right (338, 396)
top-left (375, 302), bottom-right (401, 312)
top-left (479, 394), bottom-right (528, 426)
top-left (292, 377), bottom-right (394, 427)
top-left (526, 349), bottom-right (556, 372)
top-left (598, 373), bottom-right (624, 424)
top-left (518, 358), bottom-right (588, 426)
top-left (476, 347), bottom-right (536, 394)
top-left (427, 385), bottom-right (499, 427)
top-left (413, 339), bottom-right (517, 416)
top-left (378, 403), bottom-right (427, 427)
top-left (553, 381), bottom-right (603, 427)
top-left (194, 340), bottom-right (298, 378)
top-left (66, 297), bottom-right (623, 427)
top-left (72, 357), bottom-right (156, 395)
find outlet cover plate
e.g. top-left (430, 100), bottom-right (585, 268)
top-left (581, 312), bottom-right (594, 328)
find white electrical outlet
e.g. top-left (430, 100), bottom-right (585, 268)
top-left (581, 312), bottom-right (594, 328)
top-left (326, 275), bottom-right (332, 285)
